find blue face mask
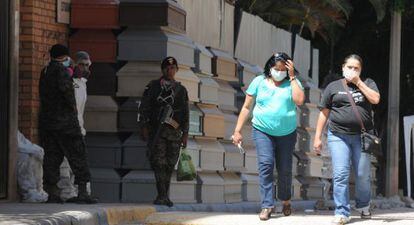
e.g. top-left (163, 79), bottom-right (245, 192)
top-left (62, 57), bottom-right (71, 67)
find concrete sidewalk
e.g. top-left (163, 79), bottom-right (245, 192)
top-left (0, 202), bottom-right (413, 225)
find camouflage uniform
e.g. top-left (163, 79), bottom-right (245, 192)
top-left (39, 61), bottom-right (91, 192)
top-left (139, 77), bottom-right (189, 206)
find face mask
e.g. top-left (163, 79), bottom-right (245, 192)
top-left (270, 68), bottom-right (287, 81)
top-left (62, 57), bottom-right (71, 68)
top-left (342, 68), bottom-right (360, 80)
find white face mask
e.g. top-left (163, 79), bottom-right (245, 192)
top-left (342, 67), bottom-right (360, 80)
top-left (270, 68), bottom-right (287, 81)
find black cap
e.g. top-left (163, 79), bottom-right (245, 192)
top-left (161, 56), bottom-right (178, 70)
top-left (50, 44), bottom-right (69, 59)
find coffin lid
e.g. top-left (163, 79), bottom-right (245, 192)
top-left (197, 172), bottom-right (224, 185)
top-left (90, 168), bottom-right (121, 181)
top-left (86, 132), bottom-right (122, 148)
top-left (195, 137), bottom-right (225, 153)
top-left (118, 29), bottom-right (194, 48)
top-left (190, 104), bottom-right (203, 117)
top-left (195, 43), bottom-right (214, 58)
top-left (216, 79), bottom-right (237, 94)
top-left (70, 30), bottom-right (116, 41)
top-left (292, 177), bottom-right (301, 185)
top-left (197, 104), bottom-right (225, 118)
top-left (240, 173), bottom-right (259, 183)
top-left (220, 140), bottom-right (240, 153)
top-left (218, 172), bottom-right (242, 185)
top-left (207, 47), bottom-right (236, 64)
top-left (252, 65), bottom-right (264, 74)
top-left (122, 133), bottom-right (147, 147)
top-left (176, 67), bottom-right (200, 83)
top-left (199, 76), bottom-right (220, 88)
top-left (122, 170), bottom-right (155, 183)
top-left (86, 96), bottom-right (118, 112)
top-left (120, 0), bottom-right (183, 9)
top-left (185, 138), bottom-right (201, 151)
top-left (237, 59), bottom-right (257, 74)
top-left (73, 0), bottom-right (120, 5)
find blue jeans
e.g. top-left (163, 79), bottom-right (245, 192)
top-left (328, 129), bottom-right (371, 217)
top-left (252, 127), bottom-right (296, 208)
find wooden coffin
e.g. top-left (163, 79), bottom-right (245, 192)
top-left (197, 172), bottom-right (225, 203)
top-left (297, 103), bottom-right (320, 129)
top-left (90, 168), bottom-right (121, 203)
top-left (208, 47), bottom-right (237, 82)
top-left (69, 30), bottom-right (117, 63)
top-left (296, 127), bottom-right (316, 152)
top-left (240, 173), bottom-right (260, 202)
top-left (121, 133), bottom-right (151, 170)
top-left (230, 84), bottom-right (245, 113)
top-left (218, 172), bottom-right (242, 203)
top-left (223, 111), bottom-right (238, 141)
top-left (84, 96), bottom-right (118, 132)
top-left (197, 103), bottom-right (225, 138)
top-left (119, 0), bottom-right (186, 33)
top-left (238, 59), bottom-right (258, 87)
top-left (85, 132), bottom-right (122, 168)
top-left (117, 29), bottom-right (194, 68)
top-left (175, 65), bottom-right (200, 102)
top-left (121, 170), bottom-right (157, 203)
top-left (195, 137), bottom-right (225, 171)
top-left (170, 172), bottom-right (197, 203)
top-left (71, 0), bottom-right (119, 29)
top-left (189, 104), bottom-right (203, 136)
top-left (118, 97), bottom-right (141, 132)
top-left (216, 79), bottom-right (237, 112)
top-left (88, 63), bottom-right (117, 96)
top-left (116, 62), bottom-right (160, 97)
top-left (297, 176), bottom-right (325, 200)
top-left (220, 140), bottom-right (244, 172)
top-left (198, 75), bottom-right (219, 105)
top-left (194, 43), bottom-right (213, 75)
top-left (295, 151), bottom-right (327, 178)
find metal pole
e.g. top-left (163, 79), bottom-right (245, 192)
top-left (385, 10), bottom-right (402, 197)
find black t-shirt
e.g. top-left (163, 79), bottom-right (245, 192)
top-left (318, 78), bottom-right (379, 134)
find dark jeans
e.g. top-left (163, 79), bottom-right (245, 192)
top-left (252, 127), bottom-right (296, 208)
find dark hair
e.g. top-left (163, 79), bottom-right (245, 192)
top-left (263, 52), bottom-right (291, 78)
top-left (50, 44), bottom-right (69, 59)
top-left (343, 54), bottom-right (363, 68)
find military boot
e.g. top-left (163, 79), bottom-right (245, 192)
top-left (44, 184), bottom-right (64, 203)
top-left (67, 182), bottom-right (98, 204)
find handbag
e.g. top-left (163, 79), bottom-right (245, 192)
top-left (341, 79), bottom-right (382, 156)
top-left (176, 148), bottom-right (197, 181)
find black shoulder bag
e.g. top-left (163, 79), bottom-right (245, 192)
top-left (341, 79), bottom-right (382, 156)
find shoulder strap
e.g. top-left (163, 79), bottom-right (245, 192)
top-left (341, 79), bottom-right (366, 131)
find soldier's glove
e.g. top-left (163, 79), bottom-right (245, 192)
top-left (141, 126), bottom-right (149, 141)
top-left (181, 132), bottom-right (188, 148)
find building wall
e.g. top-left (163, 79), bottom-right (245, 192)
top-left (19, 0), bottom-right (69, 142)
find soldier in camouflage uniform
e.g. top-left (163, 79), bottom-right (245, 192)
top-left (139, 56), bottom-right (189, 207)
top-left (39, 44), bottom-right (97, 204)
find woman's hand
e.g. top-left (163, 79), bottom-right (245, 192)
top-left (285, 60), bottom-right (295, 78)
top-left (232, 131), bottom-right (243, 145)
top-left (313, 136), bottom-right (322, 156)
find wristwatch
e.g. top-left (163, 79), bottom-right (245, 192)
top-left (289, 76), bottom-right (296, 81)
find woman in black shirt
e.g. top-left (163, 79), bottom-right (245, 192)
top-left (313, 54), bottom-right (380, 225)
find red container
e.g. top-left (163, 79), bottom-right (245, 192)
top-left (69, 30), bottom-right (117, 63)
top-left (71, 0), bottom-right (119, 29)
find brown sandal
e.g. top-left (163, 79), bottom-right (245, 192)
top-left (282, 204), bottom-right (292, 216)
top-left (259, 208), bottom-right (273, 220)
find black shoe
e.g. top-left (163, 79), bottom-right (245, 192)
top-left (153, 197), bottom-right (173, 207)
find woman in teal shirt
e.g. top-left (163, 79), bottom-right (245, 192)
top-left (232, 53), bottom-right (305, 220)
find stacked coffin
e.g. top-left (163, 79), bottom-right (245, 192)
top-left (69, 0), bottom-right (123, 202)
top-left (117, 0), bottom-right (201, 203)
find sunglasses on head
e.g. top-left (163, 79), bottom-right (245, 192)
top-left (274, 52), bottom-right (291, 62)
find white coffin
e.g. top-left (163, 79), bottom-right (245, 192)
top-left (297, 176), bottom-right (325, 200)
top-left (244, 147), bottom-right (258, 174)
top-left (220, 140), bottom-right (245, 172)
top-left (197, 172), bottom-right (225, 203)
top-left (189, 104), bottom-right (203, 136)
top-left (170, 172), bottom-right (197, 203)
top-left (208, 47), bottom-right (237, 82)
top-left (223, 111), bottom-right (238, 141)
top-left (197, 103), bottom-right (225, 138)
top-left (84, 95), bottom-right (118, 132)
top-left (219, 172), bottom-right (242, 203)
top-left (195, 43), bottom-right (213, 75)
top-left (296, 127), bottom-right (316, 152)
top-left (198, 75), bottom-right (219, 105)
top-left (241, 173), bottom-right (260, 202)
top-left (116, 61), bottom-right (160, 97)
top-left (297, 103), bottom-right (320, 129)
top-left (195, 137), bottom-right (225, 171)
top-left (238, 59), bottom-right (258, 86)
top-left (175, 65), bottom-right (200, 102)
top-left (121, 170), bottom-right (156, 203)
top-left (216, 79), bottom-right (237, 112)
top-left (295, 151), bottom-right (327, 178)
top-left (118, 29), bottom-right (195, 68)
top-left (291, 177), bottom-right (302, 200)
